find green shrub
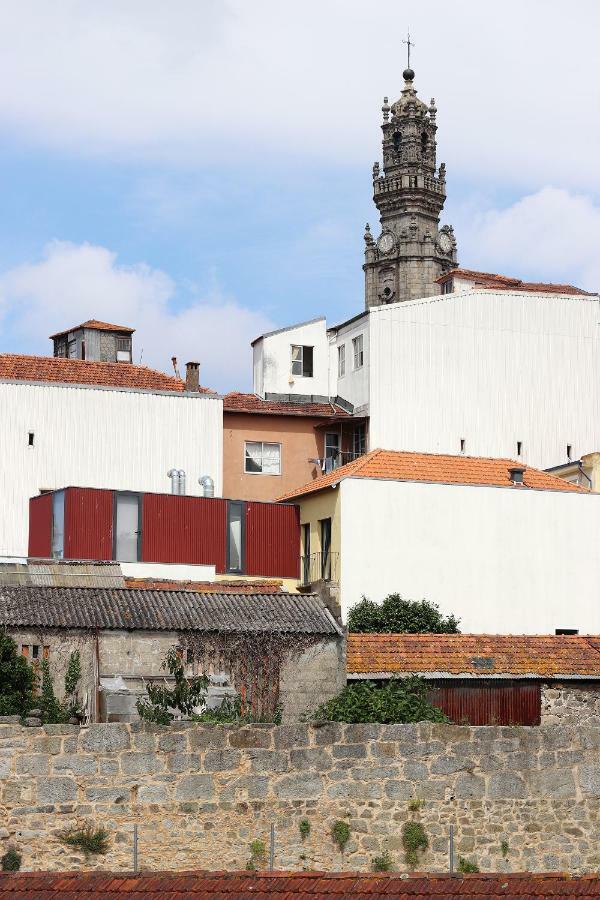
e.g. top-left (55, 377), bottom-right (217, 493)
top-left (331, 820), bottom-right (350, 852)
top-left (348, 594), bottom-right (460, 634)
top-left (0, 632), bottom-right (34, 716)
top-left (1, 848), bottom-right (22, 872)
top-left (402, 821), bottom-right (428, 867)
top-left (136, 648), bottom-right (209, 724)
top-left (299, 818), bottom-right (311, 840)
top-left (372, 850), bottom-right (393, 872)
top-left (59, 824), bottom-right (109, 855)
top-left (309, 676), bottom-right (447, 724)
top-left (246, 838), bottom-right (267, 871)
top-left (192, 694), bottom-right (281, 725)
top-left (458, 856), bottom-right (480, 873)
top-left (500, 839), bottom-right (509, 858)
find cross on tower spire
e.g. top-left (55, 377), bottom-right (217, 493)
top-left (402, 30), bottom-right (415, 69)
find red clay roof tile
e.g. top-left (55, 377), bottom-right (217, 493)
top-left (1, 871), bottom-right (599, 897)
top-left (0, 354), bottom-right (214, 394)
top-left (348, 634), bottom-right (600, 678)
top-left (277, 448), bottom-right (586, 501)
top-left (223, 392), bottom-right (350, 417)
top-left (123, 577), bottom-right (284, 594)
top-left (436, 268), bottom-right (595, 296)
top-left (49, 319), bottom-right (136, 338)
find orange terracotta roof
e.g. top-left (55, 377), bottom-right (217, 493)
top-left (2, 871), bottom-right (599, 897)
top-left (277, 448), bottom-right (587, 501)
top-left (0, 354), bottom-right (214, 393)
top-left (124, 578), bottom-right (284, 594)
top-left (436, 268), bottom-right (595, 296)
top-left (348, 633), bottom-right (600, 679)
top-left (223, 392), bottom-right (350, 417)
top-left (49, 319), bottom-right (136, 338)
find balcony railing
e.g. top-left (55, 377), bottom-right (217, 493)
top-left (317, 451), bottom-right (364, 474)
top-left (300, 552), bottom-right (339, 586)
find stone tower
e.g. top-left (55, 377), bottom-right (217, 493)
top-left (363, 66), bottom-right (458, 307)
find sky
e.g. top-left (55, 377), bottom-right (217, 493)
top-left (0, 0), bottom-right (598, 392)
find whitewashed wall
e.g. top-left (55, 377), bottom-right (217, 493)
top-left (0, 381), bottom-right (223, 557)
top-left (339, 477), bottom-right (600, 632)
top-left (367, 290), bottom-right (600, 469)
top-left (253, 318), bottom-right (330, 398)
top-left (333, 315), bottom-right (370, 412)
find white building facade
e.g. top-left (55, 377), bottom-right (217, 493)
top-left (0, 378), bottom-right (222, 557)
top-left (253, 288), bottom-right (600, 470)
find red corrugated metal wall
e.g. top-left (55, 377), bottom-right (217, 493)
top-left (28, 494), bottom-right (53, 557)
top-left (64, 488), bottom-right (114, 560)
top-left (245, 502), bottom-right (300, 578)
top-left (428, 680), bottom-right (541, 726)
top-left (141, 494), bottom-right (228, 572)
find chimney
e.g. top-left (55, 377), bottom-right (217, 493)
top-left (509, 466), bottom-right (525, 485)
top-left (185, 361), bottom-right (200, 392)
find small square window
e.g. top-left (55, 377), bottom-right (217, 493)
top-left (337, 344), bottom-right (345, 378)
top-left (352, 334), bottom-right (364, 370)
top-left (245, 441), bottom-right (281, 475)
top-left (116, 337), bottom-right (132, 363)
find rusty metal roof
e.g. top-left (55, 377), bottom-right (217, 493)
top-left (0, 585), bottom-right (340, 635)
top-left (1, 871), bottom-right (600, 897)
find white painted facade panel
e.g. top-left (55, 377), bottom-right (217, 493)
top-left (120, 562), bottom-right (217, 582)
top-left (333, 315), bottom-right (370, 412)
top-left (339, 477), bottom-right (600, 632)
top-left (253, 319), bottom-right (330, 398)
top-left (367, 290), bottom-right (600, 468)
top-left (0, 381), bottom-right (223, 557)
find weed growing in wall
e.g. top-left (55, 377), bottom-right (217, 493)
top-left (299, 819), bottom-right (311, 840)
top-left (246, 839), bottom-right (267, 871)
top-left (1, 848), bottom-right (22, 872)
top-left (408, 797), bottom-right (423, 812)
top-left (331, 820), bottom-right (351, 853)
top-left (372, 850), bottom-right (393, 872)
top-left (500, 840), bottom-right (509, 858)
top-left (458, 856), bottom-right (480, 873)
top-left (58, 824), bottom-right (110, 855)
top-left (402, 821), bottom-right (428, 868)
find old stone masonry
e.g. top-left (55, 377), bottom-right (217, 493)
top-left (1, 721), bottom-right (600, 873)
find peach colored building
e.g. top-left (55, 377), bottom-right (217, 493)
top-left (223, 392), bottom-right (366, 502)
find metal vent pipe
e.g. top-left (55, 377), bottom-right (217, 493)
top-left (199, 475), bottom-right (214, 498)
top-left (168, 469), bottom-right (186, 495)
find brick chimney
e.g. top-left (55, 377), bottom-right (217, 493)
top-left (509, 465), bottom-right (525, 485)
top-left (185, 361), bottom-right (200, 392)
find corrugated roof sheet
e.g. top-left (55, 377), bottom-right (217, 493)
top-left (278, 448), bottom-right (587, 501)
top-left (1, 871), bottom-right (599, 897)
top-left (436, 268), bottom-right (595, 296)
top-left (0, 354), bottom-right (214, 394)
top-left (223, 392), bottom-right (350, 417)
top-left (0, 561), bottom-right (125, 588)
top-left (0, 586), bottom-right (339, 635)
top-left (348, 634), bottom-right (600, 679)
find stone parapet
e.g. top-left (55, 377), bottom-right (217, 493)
top-left (1, 722), bottom-right (600, 873)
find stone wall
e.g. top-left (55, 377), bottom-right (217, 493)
top-left (1, 722), bottom-right (600, 874)
top-left (542, 683), bottom-right (600, 727)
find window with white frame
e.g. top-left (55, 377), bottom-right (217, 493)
top-left (352, 334), bottom-right (364, 369)
top-left (244, 441), bottom-right (281, 475)
top-left (337, 344), bottom-right (345, 377)
top-left (291, 345), bottom-right (313, 377)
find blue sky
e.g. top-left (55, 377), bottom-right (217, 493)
top-left (0, 1), bottom-right (598, 391)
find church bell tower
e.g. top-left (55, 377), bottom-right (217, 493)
top-left (364, 61), bottom-right (458, 307)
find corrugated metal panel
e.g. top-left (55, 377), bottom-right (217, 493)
top-left (0, 561), bottom-right (125, 588)
top-left (246, 502), bottom-right (300, 578)
top-left (141, 494), bottom-right (227, 572)
top-left (64, 487), bottom-right (113, 561)
top-left (429, 680), bottom-right (541, 726)
top-left (28, 494), bottom-right (52, 558)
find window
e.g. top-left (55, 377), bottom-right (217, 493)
top-left (227, 500), bottom-right (244, 574)
top-left (320, 518), bottom-right (332, 581)
top-left (116, 337), bottom-right (132, 363)
top-left (555, 628), bottom-right (578, 635)
top-left (244, 441), bottom-right (281, 475)
top-left (393, 131), bottom-right (402, 153)
top-left (337, 344), bottom-right (345, 378)
top-left (460, 438), bottom-right (466, 453)
top-left (516, 441), bottom-right (523, 457)
top-left (67, 338), bottom-right (77, 359)
top-left (51, 490), bottom-right (65, 559)
top-left (353, 425), bottom-right (366, 458)
top-left (325, 433), bottom-right (340, 462)
top-left (566, 444), bottom-right (572, 460)
top-left (114, 492), bottom-right (141, 562)
top-left (28, 432), bottom-right (34, 447)
top-left (291, 344), bottom-right (313, 378)
top-left (302, 523), bottom-right (311, 585)
top-left (441, 279), bottom-right (453, 295)
top-left (352, 334), bottom-right (364, 370)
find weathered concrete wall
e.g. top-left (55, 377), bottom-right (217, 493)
top-left (1, 722), bottom-right (600, 874)
top-left (542, 683), bottom-right (600, 727)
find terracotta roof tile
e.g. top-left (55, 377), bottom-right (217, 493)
top-left (436, 268), bottom-right (595, 296)
top-left (0, 353), bottom-right (214, 393)
top-left (223, 392), bottom-right (350, 417)
top-left (277, 448), bottom-right (587, 501)
top-left (49, 319), bottom-right (135, 338)
top-left (348, 634), bottom-right (600, 678)
top-left (1, 871), bottom-right (599, 897)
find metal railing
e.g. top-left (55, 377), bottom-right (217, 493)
top-left (300, 552), bottom-right (339, 586)
top-left (318, 451), bottom-right (364, 473)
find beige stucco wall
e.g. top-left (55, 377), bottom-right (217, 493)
top-left (297, 487), bottom-right (340, 583)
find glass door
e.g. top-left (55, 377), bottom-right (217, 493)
top-left (114, 493), bottom-right (140, 562)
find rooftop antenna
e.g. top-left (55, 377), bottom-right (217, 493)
top-left (403, 29), bottom-right (415, 69)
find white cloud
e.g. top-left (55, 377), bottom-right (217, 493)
top-left (0, 241), bottom-right (273, 392)
top-left (0, 1), bottom-right (598, 192)
top-left (458, 187), bottom-right (600, 291)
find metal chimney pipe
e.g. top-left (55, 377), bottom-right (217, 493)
top-left (185, 361), bottom-right (200, 392)
top-left (199, 475), bottom-right (214, 498)
top-left (177, 469), bottom-right (186, 496)
top-left (167, 469), bottom-right (178, 494)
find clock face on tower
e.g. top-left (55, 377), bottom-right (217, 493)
top-left (438, 232), bottom-right (452, 254)
top-left (377, 232), bottom-right (395, 254)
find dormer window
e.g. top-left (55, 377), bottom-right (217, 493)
top-left (441, 278), bottom-right (453, 295)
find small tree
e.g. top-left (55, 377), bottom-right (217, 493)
top-left (136, 647), bottom-right (209, 724)
top-left (0, 632), bottom-right (34, 716)
top-left (309, 676), bottom-right (447, 724)
top-left (348, 595), bottom-right (460, 634)
top-left (39, 657), bottom-right (67, 724)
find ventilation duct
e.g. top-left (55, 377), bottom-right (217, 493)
top-left (199, 475), bottom-right (214, 498)
top-left (168, 469), bottom-right (186, 495)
